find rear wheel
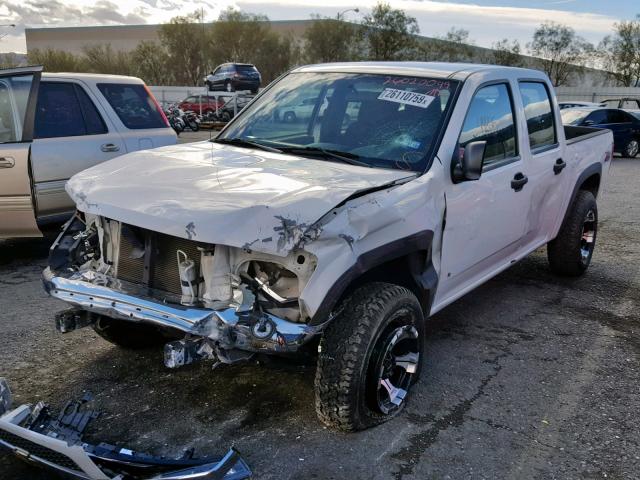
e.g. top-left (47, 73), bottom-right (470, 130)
top-left (225, 81), bottom-right (233, 92)
top-left (283, 111), bottom-right (296, 123)
top-left (623, 138), bottom-right (639, 158)
top-left (93, 316), bottom-right (169, 350)
top-left (187, 119), bottom-right (199, 131)
top-left (315, 283), bottom-right (424, 431)
top-left (221, 111), bottom-right (231, 122)
top-left (548, 190), bottom-right (597, 276)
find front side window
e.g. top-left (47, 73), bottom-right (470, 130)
top-left (97, 83), bottom-right (166, 129)
top-left (220, 72), bottom-right (458, 172)
top-left (519, 82), bottom-right (556, 151)
top-left (459, 83), bottom-right (517, 169)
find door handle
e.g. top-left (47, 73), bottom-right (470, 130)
top-left (101, 143), bottom-right (120, 153)
top-left (511, 172), bottom-right (528, 192)
top-left (0, 157), bottom-right (15, 168)
top-left (553, 158), bottom-right (567, 175)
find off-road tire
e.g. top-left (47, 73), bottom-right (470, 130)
top-left (93, 316), bottom-right (168, 350)
top-left (548, 190), bottom-right (597, 276)
top-left (314, 282), bottom-right (424, 432)
top-left (623, 138), bottom-right (639, 158)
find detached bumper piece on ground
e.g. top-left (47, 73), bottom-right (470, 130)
top-left (0, 379), bottom-right (251, 480)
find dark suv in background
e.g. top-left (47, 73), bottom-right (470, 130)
top-left (205, 63), bottom-right (261, 93)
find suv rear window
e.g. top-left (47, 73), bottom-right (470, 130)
top-left (97, 83), bottom-right (166, 129)
top-left (236, 65), bottom-right (258, 74)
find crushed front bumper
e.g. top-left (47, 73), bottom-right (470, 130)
top-left (0, 379), bottom-right (251, 480)
top-left (42, 267), bottom-right (322, 361)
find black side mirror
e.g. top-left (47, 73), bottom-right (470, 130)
top-left (452, 141), bottom-right (486, 183)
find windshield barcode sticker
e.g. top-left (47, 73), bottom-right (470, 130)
top-left (377, 88), bottom-right (436, 109)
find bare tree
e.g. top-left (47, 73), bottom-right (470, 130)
top-left (528, 22), bottom-right (593, 86)
top-left (360, 2), bottom-right (419, 60)
top-left (423, 28), bottom-right (475, 62)
top-left (599, 16), bottom-right (640, 86)
top-left (303, 15), bottom-right (359, 63)
top-left (491, 39), bottom-right (522, 67)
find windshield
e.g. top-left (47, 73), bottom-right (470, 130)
top-left (560, 109), bottom-right (591, 125)
top-left (218, 72), bottom-right (458, 172)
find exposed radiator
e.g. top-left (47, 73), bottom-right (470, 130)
top-left (116, 223), bottom-right (202, 296)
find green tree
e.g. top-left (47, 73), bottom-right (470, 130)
top-left (303, 15), bottom-right (359, 63)
top-left (360, 2), bottom-right (419, 60)
top-left (132, 41), bottom-right (171, 85)
top-left (159, 11), bottom-right (205, 86)
top-left (208, 8), bottom-right (300, 84)
top-left (528, 22), bottom-right (593, 86)
top-left (0, 52), bottom-right (21, 68)
top-left (27, 49), bottom-right (86, 72)
top-left (491, 39), bottom-right (522, 67)
top-left (599, 16), bottom-right (640, 86)
top-left (82, 44), bottom-right (134, 75)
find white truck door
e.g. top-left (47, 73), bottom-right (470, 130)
top-left (30, 80), bottom-right (126, 221)
top-left (516, 81), bottom-right (569, 248)
top-left (0, 66), bottom-right (42, 238)
top-left (435, 82), bottom-right (532, 306)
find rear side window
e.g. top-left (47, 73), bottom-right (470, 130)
top-left (35, 82), bottom-right (107, 139)
top-left (459, 83), bottom-right (518, 169)
top-left (606, 109), bottom-right (632, 123)
top-left (97, 83), bottom-right (166, 129)
top-left (519, 82), bottom-right (557, 151)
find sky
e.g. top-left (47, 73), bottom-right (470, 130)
top-left (0, 0), bottom-right (637, 54)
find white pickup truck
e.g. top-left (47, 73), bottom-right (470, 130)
top-left (37, 62), bottom-right (613, 442)
top-left (0, 67), bottom-right (176, 238)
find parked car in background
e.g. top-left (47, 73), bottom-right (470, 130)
top-left (0, 67), bottom-right (176, 238)
top-left (178, 93), bottom-right (224, 115)
top-left (561, 107), bottom-right (640, 157)
top-left (217, 95), bottom-right (252, 122)
top-left (558, 101), bottom-right (605, 109)
top-left (205, 63), bottom-right (261, 94)
top-left (602, 98), bottom-right (640, 109)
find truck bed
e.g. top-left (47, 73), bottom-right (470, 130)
top-left (564, 125), bottom-right (611, 145)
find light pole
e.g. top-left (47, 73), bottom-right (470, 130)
top-left (337, 8), bottom-right (359, 21)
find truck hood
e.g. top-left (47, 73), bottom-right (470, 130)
top-left (66, 141), bottom-right (413, 255)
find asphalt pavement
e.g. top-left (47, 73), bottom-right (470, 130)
top-left (0, 156), bottom-right (638, 479)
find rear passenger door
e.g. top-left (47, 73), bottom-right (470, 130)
top-left (30, 80), bottom-right (126, 221)
top-left (602, 109), bottom-right (635, 153)
top-left (517, 81), bottom-right (567, 247)
top-left (0, 67), bottom-right (41, 238)
top-left (437, 82), bottom-right (532, 304)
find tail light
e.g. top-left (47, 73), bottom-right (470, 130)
top-left (144, 84), bottom-right (170, 128)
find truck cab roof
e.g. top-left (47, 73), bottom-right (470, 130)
top-left (294, 61), bottom-right (547, 82)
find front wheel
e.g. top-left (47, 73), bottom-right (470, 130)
top-left (225, 81), bottom-right (233, 92)
top-left (315, 283), bottom-right (424, 431)
top-left (548, 190), bottom-right (597, 276)
top-left (623, 138), bottom-right (639, 158)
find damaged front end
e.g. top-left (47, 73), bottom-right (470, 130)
top-left (43, 213), bottom-right (323, 369)
top-left (0, 378), bottom-right (251, 479)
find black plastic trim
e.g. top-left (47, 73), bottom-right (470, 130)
top-left (557, 162), bottom-right (602, 231)
top-left (310, 230), bottom-right (436, 326)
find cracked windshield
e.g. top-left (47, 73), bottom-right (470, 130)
top-left (218, 72), bottom-right (458, 171)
